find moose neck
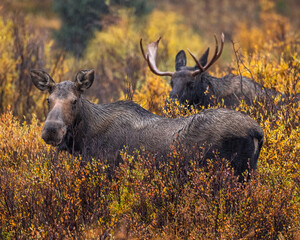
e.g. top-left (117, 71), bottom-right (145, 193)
top-left (196, 72), bottom-right (223, 85)
top-left (78, 96), bottom-right (113, 136)
top-left (59, 96), bottom-right (111, 154)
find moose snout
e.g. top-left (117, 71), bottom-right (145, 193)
top-left (42, 120), bottom-right (67, 146)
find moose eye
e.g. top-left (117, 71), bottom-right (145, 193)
top-left (46, 98), bottom-right (50, 105)
top-left (72, 99), bottom-right (77, 105)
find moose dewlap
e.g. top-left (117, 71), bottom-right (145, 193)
top-left (31, 69), bottom-right (264, 178)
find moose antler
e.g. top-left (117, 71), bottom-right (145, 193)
top-left (140, 37), bottom-right (174, 77)
top-left (140, 33), bottom-right (224, 77)
top-left (188, 33), bottom-right (225, 76)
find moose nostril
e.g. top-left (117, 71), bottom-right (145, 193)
top-left (42, 126), bottom-right (58, 141)
top-left (47, 126), bottom-right (57, 134)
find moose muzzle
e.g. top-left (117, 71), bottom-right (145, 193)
top-left (42, 120), bottom-right (67, 146)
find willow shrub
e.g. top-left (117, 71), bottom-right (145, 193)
top-left (0, 38), bottom-right (299, 239)
top-left (0, 110), bottom-right (112, 239)
top-left (0, 100), bottom-right (299, 239)
top-left (0, 3), bottom-right (299, 239)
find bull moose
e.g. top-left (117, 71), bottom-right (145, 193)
top-left (31, 69), bottom-right (264, 177)
top-left (140, 34), bottom-right (297, 109)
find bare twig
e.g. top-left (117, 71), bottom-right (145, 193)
top-left (231, 40), bottom-right (253, 104)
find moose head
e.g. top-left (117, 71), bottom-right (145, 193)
top-left (140, 34), bottom-right (224, 107)
top-left (30, 69), bottom-right (94, 146)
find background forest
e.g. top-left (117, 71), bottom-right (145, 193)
top-left (0, 0), bottom-right (299, 239)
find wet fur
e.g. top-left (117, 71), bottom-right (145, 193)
top-left (59, 90), bottom-right (263, 177)
top-left (31, 70), bottom-right (264, 178)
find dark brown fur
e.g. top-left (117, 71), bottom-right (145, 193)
top-left (31, 69), bottom-right (264, 177)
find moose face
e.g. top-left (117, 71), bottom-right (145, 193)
top-left (169, 70), bottom-right (196, 104)
top-left (30, 70), bottom-right (94, 146)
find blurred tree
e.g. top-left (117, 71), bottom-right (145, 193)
top-left (111, 0), bottom-right (153, 16)
top-left (53, 0), bottom-right (152, 57)
top-left (53, 0), bottom-right (109, 57)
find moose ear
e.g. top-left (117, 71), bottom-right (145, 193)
top-left (30, 70), bottom-right (56, 92)
top-left (74, 69), bottom-right (95, 91)
top-left (197, 48), bottom-right (210, 68)
top-left (175, 50), bottom-right (187, 71)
